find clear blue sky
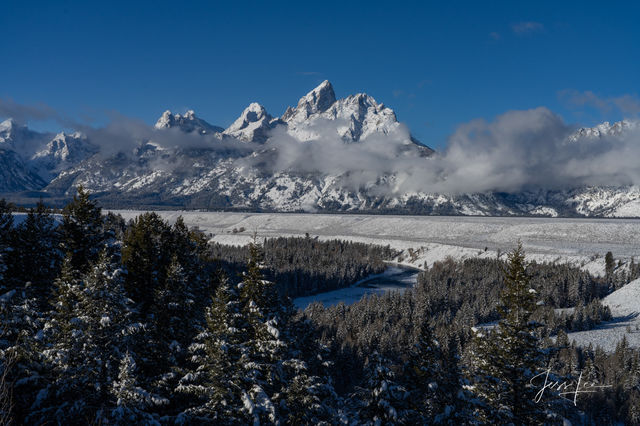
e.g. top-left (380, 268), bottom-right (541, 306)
top-left (2, 0), bottom-right (639, 150)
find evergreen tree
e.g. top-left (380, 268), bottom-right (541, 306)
top-left (239, 237), bottom-right (289, 424)
top-left (60, 186), bottom-right (105, 273)
top-left (353, 351), bottom-right (409, 425)
top-left (176, 275), bottom-right (251, 423)
top-left (33, 249), bottom-right (142, 424)
top-left (121, 212), bottom-right (173, 313)
top-left (141, 256), bottom-right (201, 409)
top-left (467, 242), bottom-right (549, 425)
top-left (5, 201), bottom-right (60, 296)
top-left (110, 351), bottom-right (166, 424)
top-left (0, 282), bottom-right (45, 424)
top-left (281, 307), bottom-right (340, 424)
top-left (404, 320), bottom-right (442, 421)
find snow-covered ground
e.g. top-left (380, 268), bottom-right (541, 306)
top-left (108, 211), bottom-right (640, 350)
top-left (568, 279), bottom-right (640, 352)
top-left (112, 211), bottom-right (640, 276)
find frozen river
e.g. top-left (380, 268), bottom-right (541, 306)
top-left (293, 265), bottom-right (419, 310)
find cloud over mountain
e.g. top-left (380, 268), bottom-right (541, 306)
top-left (1, 82), bottom-right (640, 216)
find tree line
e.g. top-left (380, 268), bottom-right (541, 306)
top-left (1, 189), bottom-right (638, 424)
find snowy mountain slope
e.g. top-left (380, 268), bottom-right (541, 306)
top-left (0, 118), bottom-right (49, 158)
top-left (0, 119), bottom-right (96, 190)
top-left (30, 132), bottom-right (99, 181)
top-left (2, 84), bottom-right (640, 216)
top-left (0, 148), bottom-right (47, 192)
top-left (568, 278), bottom-right (640, 352)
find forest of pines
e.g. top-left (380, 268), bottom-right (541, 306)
top-left (1, 188), bottom-right (640, 425)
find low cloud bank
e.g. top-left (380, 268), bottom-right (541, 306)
top-left (250, 107), bottom-right (640, 194)
top-left (2, 99), bottom-right (639, 195)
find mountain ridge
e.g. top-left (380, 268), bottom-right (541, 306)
top-left (1, 83), bottom-right (639, 217)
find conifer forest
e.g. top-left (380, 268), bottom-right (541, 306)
top-left (1, 188), bottom-right (640, 425)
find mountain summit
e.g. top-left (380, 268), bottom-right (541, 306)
top-left (154, 110), bottom-right (224, 135)
top-left (282, 80), bottom-right (337, 122)
top-left (223, 103), bottom-right (277, 143)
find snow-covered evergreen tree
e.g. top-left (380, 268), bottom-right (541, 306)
top-left (110, 351), bottom-right (166, 424)
top-left (5, 201), bottom-right (60, 297)
top-left (0, 282), bottom-right (45, 424)
top-left (33, 249), bottom-right (142, 424)
top-left (403, 319), bottom-right (443, 422)
top-left (239, 237), bottom-right (289, 424)
top-left (466, 242), bottom-right (548, 424)
top-left (353, 351), bottom-right (409, 425)
top-left (141, 256), bottom-right (201, 411)
top-left (60, 186), bottom-right (105, 273)
top-left (176, 275), bottom-right (251, 423)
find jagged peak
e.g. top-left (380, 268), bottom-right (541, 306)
top-left (0, 118), bottom-right (16, 130)
top-left (154, 109), bottom-right (223, 134)
top-left (0, 118), bottom-right (25, 134)
top-left (52, 131), bottom-right (85, 141)
top-left (569, 119), bottom-right (638, 142)
top-left (296, 80), bottom-right (336, 115)
top-left (242, 102), bottom-right (268, 119)
top-left (155, 110), bottom-right (175, 129)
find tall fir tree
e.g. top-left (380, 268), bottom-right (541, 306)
top-left (176, 274), bottom-right (252, 423)
top-left (60, 186), bottom-right (105, 273)
top-left (239, 237), bottom-right (289, 424)
top-left (466, 242), bottom-right (549, 425)
top-left (353, 350), bottom-right (409, 425)
top-left (404, 319), bottom-right (446, 422)
top-left (5, 200), bottom-right (60, 298)
top-left (141, 256), bottom-right (201, 410)
top-left (121, 212), bottom-right (174, 314)
top-left (33, 249), bottom-right (144, 424)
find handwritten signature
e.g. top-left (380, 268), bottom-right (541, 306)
top-left (530, 367), bottom-right (612, 406)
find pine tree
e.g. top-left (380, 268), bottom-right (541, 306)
top-left (121, 212), bottom-right (174, 314)
top-left (467, 242), bottom-right (549, 425)
top-left (141, 256), bottom-right (201, 408)
top-left (176, 275), bottom-right (251, 423)
top-left (281, 309), bottom-right (339, 424)
top-left (404, 320), bottom-right (443, 422)
top-left (33, 249), bottom-right (142, 424)
top-left (5, 201), bottom-right (60, 297)
top-left (239, 237), bottom-right (289, 424)
top-left (60, 186), bottom-right (105, 273)
top-left (353, 351), bottom-right (409, 425)
top-left (0, 282), bottom-right (45, 424)
top-left (110, 351), bottom-right (166, 424)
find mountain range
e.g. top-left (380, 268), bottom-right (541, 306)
top-left (1, 81), bottom-right (639, 217)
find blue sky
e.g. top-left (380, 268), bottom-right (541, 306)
top-left (1, 0), bottom-right (639, 150)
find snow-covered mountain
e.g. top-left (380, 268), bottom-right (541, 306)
top-left (31, 132), bottom-right (99, 181)
top-left (567, 120), bottom-right (638, 142)
top-left (223, 103), bottom-right (279, 143)
top-left (155, 110), bottom-right (224, 135)
top-left (1, 83), bottom-right (640, 217)
top-left (280, 80), bottom-right (432, 155)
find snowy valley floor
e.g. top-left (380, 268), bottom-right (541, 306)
top-left (112, 211), bottom-right (640, 351)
